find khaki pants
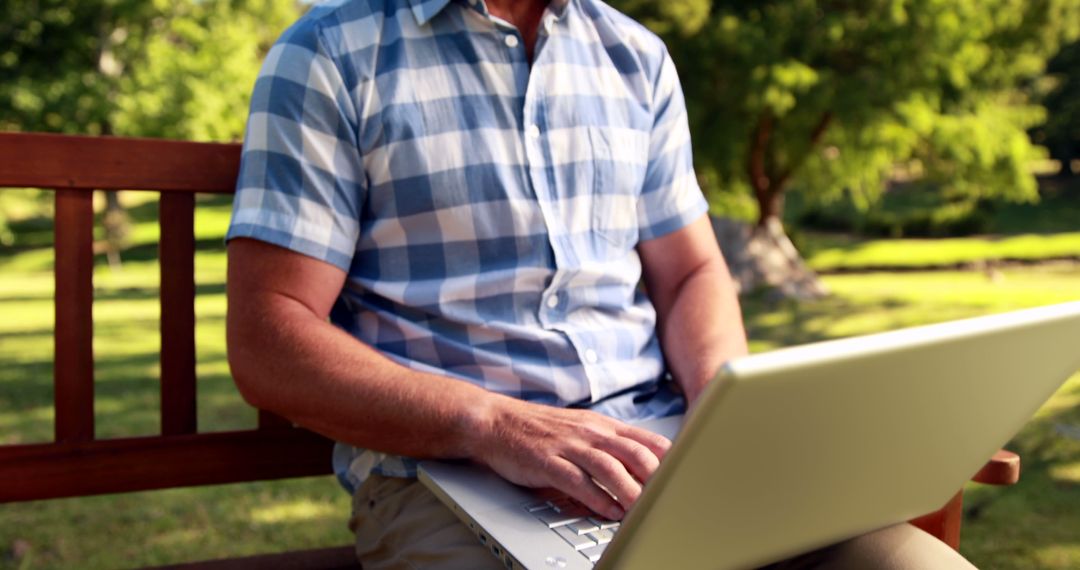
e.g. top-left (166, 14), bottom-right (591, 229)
top-left (349, 474), bottom-right (976, 570)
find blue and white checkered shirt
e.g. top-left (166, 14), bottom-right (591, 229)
top-left (227, 0), bottom-right (708, 491)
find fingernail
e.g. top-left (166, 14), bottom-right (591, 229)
top-left (609, 507), bottom-right (625, 520)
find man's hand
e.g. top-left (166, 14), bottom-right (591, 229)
top-left (228, 238), bottom-right (669, 520)
top-left (473, 396), bottom-right (671, 520)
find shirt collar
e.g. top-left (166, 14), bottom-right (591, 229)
top-left (549, 0), bottom-right (570, 18)
top-left (408, 0), bottom-right (571, 26)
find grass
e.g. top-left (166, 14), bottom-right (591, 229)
top-left (787, 175), bottom-right (1080, 271)
top-left (0, 191), bottom-right (351, 569)
top-left (799, 231), bottom-right (1080, 272)
top-left (2, 189), bottom-right (1080, 568)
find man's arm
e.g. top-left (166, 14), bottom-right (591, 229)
top-left (638, 215), bottom-right (749, 407)
top-left (226, 237), bottom-right (670, 520)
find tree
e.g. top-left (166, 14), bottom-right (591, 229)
top-left (112, 0), bottom-right (301, 142)
top-left (611, 0), bottom-right (1080, 297)
top-left (0, 0), bottom-right (298, 139)
top-left (1034, 39), bottom-right (1080, 175)
top-left (0, 0), bottom-right (301, 256)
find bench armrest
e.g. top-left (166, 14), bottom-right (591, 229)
top-left (971, 450), bottom-right (1020, 486)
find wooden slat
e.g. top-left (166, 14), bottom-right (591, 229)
top-left (54, 189), bottom-right (95, 443)
top-left (0, 132), bottom-right (239, 193)
top-left (0, 429), bottom-right (335, 502)
top-left (908, 490), bottom-right (964, 551)
top-left (160, 192), bottom-right (198, 435)
top-left (148, 545), bottom-right (357, 570)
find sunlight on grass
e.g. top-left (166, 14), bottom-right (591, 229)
top-left (0, 295), bottom-right (51, 333)
top-left (1034, 375), bottom-right (1080, 419)
top-left (146, 528), bottom-right (206, 549)
top-left (806, 232), bottom-right (1080, 271)
top-left (250, 500), bottom-right (338, 525)
top-left (1037, 545), bottom-right (1080, 568)
top-left (0, 271), bottom-right (51, 297)
top-left (1048, 461), bottom-right (1080, 484)
top-left (0, 247), bottom-right (53, 273)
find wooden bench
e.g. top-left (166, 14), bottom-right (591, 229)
top-left (0, 131), bottom-right (1020, 567)
top-left (0, 132), bottom-right (354, 569)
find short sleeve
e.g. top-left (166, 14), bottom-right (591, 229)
top-left (636, 49), bottom-right (709, 242)
top-left (226, 21), bottom-right (365, 272)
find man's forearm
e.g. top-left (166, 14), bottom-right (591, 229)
top-left (638, 216), bottom-right (749, 407)
top-left (228, 292), bottom-right (669, 519)
top-left (228, 292), bottom-right (496, 460)
top-left (656, 259), bottom-right (748, 406)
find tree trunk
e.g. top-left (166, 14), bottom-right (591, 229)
top-left (754, 189), bottom-right (785, 227)
top-left (102, 190), bottom-right (130, 271)
top-left (711, 216), bottom-right (829, 300)
top-left (721, 111), bottom-right (834, 299)
top-left (738, 148), bottom-right (826, 299)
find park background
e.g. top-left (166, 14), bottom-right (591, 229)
top-left (2, 0), bottom-right (1080, 567)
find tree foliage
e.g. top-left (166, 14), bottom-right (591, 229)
top-left (611, 0), bottom-right (1080, 225)
top-left (1035, 39), bottom-right (1080, 172)
top-left (3, 0), bottom-right (1078, 242)
top-left (0, 0), bottom-right (300, 141)
top-left (0, 0), bottom-right (300, 245)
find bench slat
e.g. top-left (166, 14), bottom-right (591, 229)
top-left (149, 545), bottom-right (357, 570)
top-left (161, 192), bottom-right (198, 435)
top-left (54, 189), bottom-right (96, 443)
top-left (0, 429), bottom-right (335, 502)
top-left (0, 132), bottom-right (240, 193)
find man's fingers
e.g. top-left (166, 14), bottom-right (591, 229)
top-left (546, 457), bottom-right (625, 521)
top-left (614, 424), bottom-right (672, 461)
top-left (564, 447), bottom-right (643, 510)
top-left (596, 436), bottom-right (661, 483)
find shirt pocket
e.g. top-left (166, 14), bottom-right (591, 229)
top-left (588, 127), bottom-right (645, 251)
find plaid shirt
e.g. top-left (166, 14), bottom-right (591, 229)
top-left (227, 0), bottom-right (707, 489)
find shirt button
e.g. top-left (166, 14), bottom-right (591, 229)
top-left (584, 349), bottom-right (599, 364)
top-left (504, 34), bottom-right (519, 48)
top-left (546, 295), bottom-right (559, 309)
top-left (527, 124), bottom-right (541, 139)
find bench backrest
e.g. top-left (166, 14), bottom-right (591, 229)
top-left (0, 132), bottom-right (334, 502)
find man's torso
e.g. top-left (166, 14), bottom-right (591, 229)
top-left (228, 0), bottom-right (706, 486)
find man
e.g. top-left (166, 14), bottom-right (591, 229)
top-left (225, 0), bottom-right (977, 567)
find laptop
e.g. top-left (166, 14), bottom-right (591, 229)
top-left (419, 301), bottom-right (1080, 569)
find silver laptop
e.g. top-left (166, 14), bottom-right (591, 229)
top-left (419, 301), bottom-right (1080, 569)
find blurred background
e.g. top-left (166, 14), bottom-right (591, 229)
top-left (1, 0), bottom-right (1079, 568)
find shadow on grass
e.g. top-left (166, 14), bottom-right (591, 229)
top-left (92, 237), bottom-right (226, 267)
top-left (0, 306), bottom-right (246, 443)
top-left (1, 475), bottom-right (352, 569)
top-left (0, 350), bottom-right (250, 442)
top-left (960, 376), bottom-right (1080, 568)
top-left (741, 293), bottom-right (913, 348)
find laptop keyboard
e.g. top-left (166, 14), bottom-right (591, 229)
top-left (524, 496), bottom-right (621, 564)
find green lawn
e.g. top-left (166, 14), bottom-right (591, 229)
top-left (800, 231), bottom-right (1080, 272)
top-left (2, 191), bottom-right (1080, 568)
top-left (0, 192), bottom-right (353, 570)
